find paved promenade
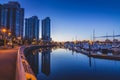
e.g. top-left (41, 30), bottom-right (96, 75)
top-left (0, 47), bottom-right (19, 80)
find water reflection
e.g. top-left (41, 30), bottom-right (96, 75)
top-left (41, 48), bottom-right (51, 76)
top-left (25, 50), bottom-right (39, 74)
top-left (26, 47), bottom-right (52, 76)
top-left (26, 48), bottom-right (120, 80)
top-left (89, 57), bottom-right (92, 67)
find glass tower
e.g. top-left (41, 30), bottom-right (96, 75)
top-left (25, 16), bottom-right (39, 42)
top-left (0, 1), bottom-right (24, 39)
top-left (42, 17), bottom-right (51, 42)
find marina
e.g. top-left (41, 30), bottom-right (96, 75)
top-left (0, 0), bottom-right (120, 80)
top-left (25, 47), bottom-right (120, 80)
top-left (64, 41), bottom-right (120, 60)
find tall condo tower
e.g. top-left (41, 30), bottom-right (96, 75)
top-left (41, 17), bottom-right (51, 42)
top-left (0, 1), bottom-right (24, 39)
top-left (25, 16), bottom-right (39, 42)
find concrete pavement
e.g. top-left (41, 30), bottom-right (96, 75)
top-left (0, 47), bottom-right (19, 80)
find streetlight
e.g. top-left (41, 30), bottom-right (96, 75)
top-left (8, 32), bottom-right (11, 36)
top-left (1, 28), bottom-right (7, 48)
top-left (2, 28), bottom-right (7, 33)
top-left (8, 32), bottom-right (12, 47)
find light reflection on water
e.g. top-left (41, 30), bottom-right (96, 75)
top-left (26, 48), bottom-right (120, 80)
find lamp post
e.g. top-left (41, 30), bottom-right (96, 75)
top-left (2, 28), bottom-right (7, 48)
top-left (8, 32), bottom-right (11, 36)
top-left (8, 32), bottom-right (12, 47)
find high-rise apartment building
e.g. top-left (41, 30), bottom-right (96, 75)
top-left (0, 1), bottom-right (24, 39)
top-left (41, 17), bottom-right (51, 42)
top-left (25, 16), bottom-right (39, 42)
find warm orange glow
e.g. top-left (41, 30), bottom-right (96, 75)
top-left (17, 37), bottom-right (21, 40)
top-left (8, 32), bottom-right (11, 36)
top-left (2, 28), bottom-right (7, 33)
top-left (89, 40), bottom-right (93, 45)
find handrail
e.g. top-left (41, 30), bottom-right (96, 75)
top-left (15, 47), bottom-right (26, 80)
top-left (15, 46), bottom-right (37, 80)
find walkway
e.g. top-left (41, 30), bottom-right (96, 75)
top-left (0, 47), bottom-right (19, 80)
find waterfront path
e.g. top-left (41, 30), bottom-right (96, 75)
top-left (0, 47), bottom-right (19, 80)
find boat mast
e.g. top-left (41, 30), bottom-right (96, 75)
top-left (93, 29), bottom-right (95, 42)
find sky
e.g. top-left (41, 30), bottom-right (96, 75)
top-left (0, 0), bottom-right (120, 41)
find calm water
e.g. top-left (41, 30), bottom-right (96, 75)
top-left (26, 48), bottom-right (120, 80)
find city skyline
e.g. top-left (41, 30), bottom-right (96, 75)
top-left (0, 0), bottom-right (120, 41)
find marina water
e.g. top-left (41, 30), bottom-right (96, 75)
top-left (25, 47), bottom-right (120, 80)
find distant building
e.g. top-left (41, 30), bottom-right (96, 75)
top-left (0, 1), bottom-right (24, 39)
top-left (41, 17), bottom-right (51, 42)
top-left (25, 16), bottom-right (39, 42)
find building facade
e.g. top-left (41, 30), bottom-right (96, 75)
top-left (0, 1), bottom-right (24, 39)
top-left (25, 16), bottom-right (39, 42)
top-left (41, 17), bottom-right (51, 42)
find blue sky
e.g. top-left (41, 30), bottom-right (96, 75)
top-left (0, 0), bottom-right (120, 41)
